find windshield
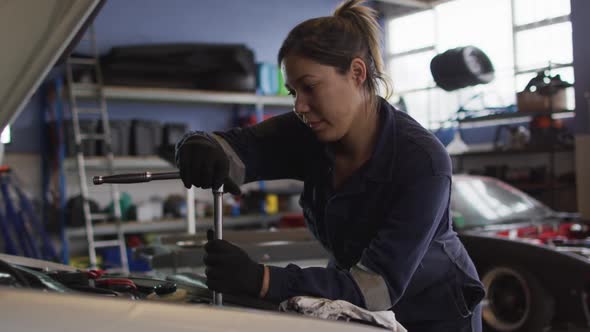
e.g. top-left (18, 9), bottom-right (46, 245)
top-left (451, 176), bottom-right (553, 229)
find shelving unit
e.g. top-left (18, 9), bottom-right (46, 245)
top-left (67, 213), bottom-right (286, 238)
top-left (509, 181), bottom-right (574, 192)
top-left (457, 110), bottom-right (574, 125)
top-left (452, 147), bottom-right (576, 211)
top-left (72, 85), bottom-right (293, 107)
top-left (449, 105), bottom-right (578, 212)
top-left (64, 84), bottom-right (295, 175)
top-left (64, 155), bottom-right (174, 171)
top-left (450, 146), bottom-right (574, 158)
top-left (62, 84), bottom-right (296, 261)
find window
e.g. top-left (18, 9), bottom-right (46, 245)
top-left (1, 125), bottom-right (10, 144)
top-left (385, 0), bottom-right (574, 129)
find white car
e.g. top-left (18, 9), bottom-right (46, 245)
top-left (0, 253), bottom-right (394, 332)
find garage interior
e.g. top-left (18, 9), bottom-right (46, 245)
top-left (1, 0), bottom-right (590, 331)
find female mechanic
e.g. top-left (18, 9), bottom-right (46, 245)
top-left (175, 1), bottom-right (485, 330)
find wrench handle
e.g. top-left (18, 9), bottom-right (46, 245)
top-left (212, 185), bottom-right (224, 306)
top-left (93, 171), bottom-right (180, 185)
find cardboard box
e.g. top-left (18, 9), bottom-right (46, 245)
top-left (517, 89), bottom-right (567, 113)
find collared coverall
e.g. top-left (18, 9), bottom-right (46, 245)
top-left (182, 97), bottom-right (485, 331)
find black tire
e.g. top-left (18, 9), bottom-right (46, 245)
top-left (481, 266), bottom-right (554, 332)
top-left (430, 46), bottom-right (495, 91)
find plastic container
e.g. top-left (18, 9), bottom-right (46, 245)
top-left (110, 120), bottom-right (132, 156)
top-left (277, 67), bottom-right (290, 96)
top-left (256, 63), bottom-right (279, 95)
top-left (130, 119), bottom-right (162, 156)
top-left (162, 123), bottom-right (188, 146)
top-left (64, 119), bottom-right (99, 156)
top-left (96, 120), bottom-right (131, 156)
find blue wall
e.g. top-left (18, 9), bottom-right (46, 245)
top-left (571, 0), bottom-right (590, 135)
top-left (90, 0), bottom-right (339, 64)
top-left (6, 91), bottom-right (43, 153)
top-left (7, 0), bottom-right (340, 153)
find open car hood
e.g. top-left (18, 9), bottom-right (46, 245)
top-left (0, 0), bottom-right (102, 130)
top-left (0, 253), bottom-right (385, 332)
top-left (0, 288), bottom-right (385, 332)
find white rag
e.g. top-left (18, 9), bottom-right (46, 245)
top-left (279, 296), bottom-right (407, 332)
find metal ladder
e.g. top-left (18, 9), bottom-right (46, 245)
top-left (64, 25), bottom-right (129, 273)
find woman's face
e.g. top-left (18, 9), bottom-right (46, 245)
top-left (282, 55), bottom-right (365, 142)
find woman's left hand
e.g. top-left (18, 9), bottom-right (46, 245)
top-left (204, 231), bottom-right (264, 297)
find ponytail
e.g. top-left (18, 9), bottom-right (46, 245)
top-left (278, 0), bottom-right (392, 100)
top-left (333, 0), bottom-right (384, 79)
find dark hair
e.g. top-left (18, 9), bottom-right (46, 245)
top-left (278, 0), bottom-right (392, 101)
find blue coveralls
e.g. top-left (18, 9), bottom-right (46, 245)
top-left (215, 97), bottom-right (485, 331)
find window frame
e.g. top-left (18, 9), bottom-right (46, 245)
top-left (384, 0), bottom-right (573, 130)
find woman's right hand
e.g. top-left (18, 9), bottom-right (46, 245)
top-left (176, 134), bottom-right (241, 195)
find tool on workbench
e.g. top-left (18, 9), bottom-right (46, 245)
top-left (94, 170), bottom-right (225, 306)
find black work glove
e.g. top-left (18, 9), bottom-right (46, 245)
top-left (175, 133), bottom-right (241, 195)
top-left (204, 230), bottom-right (264, 297)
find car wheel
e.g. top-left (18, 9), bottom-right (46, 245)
top-left (481, 266), bottom-right (554, 332)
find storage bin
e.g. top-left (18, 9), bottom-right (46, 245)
top-left (162, 123), bottom-right (188, 147)
top-left (256, 63), bottom-right (279, 95)
top-left (96, 120), bottom-right (132, 156)
top-left (130, 119), bottom-right (162, 156)
top-left (64, 119), bottom-right (99, 156)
